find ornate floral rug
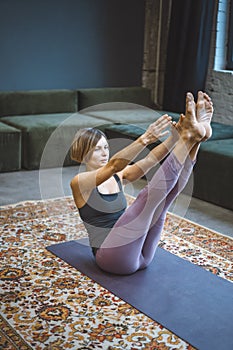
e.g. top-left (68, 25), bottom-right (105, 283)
top-left (0, 195), bottom-right (232, 350)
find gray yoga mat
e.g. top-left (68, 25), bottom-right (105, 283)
top-left (47, 239), bottom-right (233, 350)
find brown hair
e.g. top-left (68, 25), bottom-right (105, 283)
top-left (70, 128), bottom-right (107, 163)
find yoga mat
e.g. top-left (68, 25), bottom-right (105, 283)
top-left (47, 239), bottom-right (233, 350)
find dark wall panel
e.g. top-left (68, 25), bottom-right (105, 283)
top-left (0, 0), bottom-right (145, 91)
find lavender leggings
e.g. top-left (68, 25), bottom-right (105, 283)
top-left (95, 153), bottom-right (194, 274)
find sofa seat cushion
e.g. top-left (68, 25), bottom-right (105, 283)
top-left (105, 118), bottom-right (233, 142)
top-left (78, 87), bottom-right (153, 110)
top-left (200, 138), bottom-right (233, 156)
top-left (0, 89), bottom-right (77, 117)
top-left (1, 113), bottom-right (108, 170)
top-left (208, 122), bottom-right (233, 140)
top-left (105, 122), bottom-right (151, 139)
top-left (81, 106), bottom-right (174, 125)
top-left (0, 122), bottom-right (21, 171)
top-left (193, 139), bottom-right (233, 210)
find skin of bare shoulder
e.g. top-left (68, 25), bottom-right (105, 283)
top-left (70, 164), bottom-right (116, 208)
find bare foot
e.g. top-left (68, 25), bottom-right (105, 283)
top-left (177, 92), bottom-right (206, 143)
top-left (196, 91), bottom-right (213, 140)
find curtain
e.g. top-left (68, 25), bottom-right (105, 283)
top-left (163, 0), bottom-right (216, 112)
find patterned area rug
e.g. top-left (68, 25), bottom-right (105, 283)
top-left (0, 195), bottom-right (232, 350)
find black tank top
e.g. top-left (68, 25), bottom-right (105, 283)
top-left (78, 174), bottom-right (127, 253)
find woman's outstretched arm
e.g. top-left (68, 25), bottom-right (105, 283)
top-left (122, 126), bottom-right (177, 183)
top-left (109, 114), bottom-right (172, 172)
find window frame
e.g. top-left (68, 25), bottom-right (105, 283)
top-left (226, 0), bottom-right (233, 69)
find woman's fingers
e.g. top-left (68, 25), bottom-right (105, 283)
top-left (154, 115), bottom-right (172, 128)
top-left (155, 114), bottom-right (171, 123)
top-left (151, 115), bottom-right (172, 135)
top-left (143, 114), bottom-right (173, 144)
top-left (159, 130), bottom-right (170, 137)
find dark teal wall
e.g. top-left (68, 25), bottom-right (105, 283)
top-left (0, 0), bottom-right (145, 91)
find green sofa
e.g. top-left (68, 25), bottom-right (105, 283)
top-left (0, 89), bottom-right (77, 170)
top-left (0, 87), bottom-right (232, 210)
top-left (0, 87), bottom-right (154, 170)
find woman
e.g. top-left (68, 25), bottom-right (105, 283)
top-left (70, 91), bottom-right (213, 275)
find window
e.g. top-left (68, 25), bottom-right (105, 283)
top-left (215, 0), bottom-right (233, 71)
top-left (226, 0), bottom-right (233, 69)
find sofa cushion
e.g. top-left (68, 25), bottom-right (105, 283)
top-left (105, 122), bottom-right (151, 139)
top-left (0, 90), bottom-right (77, 117)
top-left (78, 87), bottom-right (153, 110)
top-left (0, 122), bottom-right (21, 171)
top-left (199, 138), bottom-right (233, 158)
top-left (193, 139), bottom-right (233, 210)
top-left (1, 113), bottom-right (109, 170)
top-left (80, 106), bottom-right (170, 125)
top-left (208, 122), bottom-right (233, 140)
top-left (104, 118), bottom-right (233, 142)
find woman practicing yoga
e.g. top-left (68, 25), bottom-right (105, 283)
top-left (70, 91), bottom-right (213, 275)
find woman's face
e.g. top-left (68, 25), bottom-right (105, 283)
top-left (86, 136), bottom-right (110, 170)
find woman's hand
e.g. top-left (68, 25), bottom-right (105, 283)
top-left (139, 114), bottom-right (172, 145)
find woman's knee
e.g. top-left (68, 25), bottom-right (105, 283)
top-left (95, 249), bottom-right (139, 275)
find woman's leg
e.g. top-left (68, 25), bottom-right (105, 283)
top-left (138, 155), bottom-right (196, 268)
top-left (96, 154), bottom-right (195, 274)
top-left (96, 93), bottom-right (207, 274)
top-left (95, 152), bottom-right (185, 274)
top-left (138, 91), bottom-right (214, 268)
